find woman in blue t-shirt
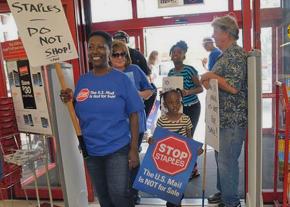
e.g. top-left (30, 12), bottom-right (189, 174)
top-left (110, 40), bottom-right (153, 204)
top-left (61, 31), bottom-right (143, 207)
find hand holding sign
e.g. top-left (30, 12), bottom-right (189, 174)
top-left (7, 0), bottom-right (87, 157)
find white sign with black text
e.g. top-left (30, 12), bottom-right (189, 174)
top-left (7, 0), bottom-right (78, 67)
top-left (205, 79), bottom-right (219, 151)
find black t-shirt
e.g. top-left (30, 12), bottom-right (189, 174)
top-left (128, 47), bottom-right (150, 76)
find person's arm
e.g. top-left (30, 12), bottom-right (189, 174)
top-left (200, 72), bottom-right (238, 94)
top-left (183, 75), bottom-right (203, 96)
top-left (139, 90), bottom-right (153, 100)
top-left (185, 116), bottom-right (193, 138)
top-left (201, 57), bottom-right (208, 71)
top-left (128, 112), bottom-right (139, 170)
top-left (186, 128), bottom-right (192, 138)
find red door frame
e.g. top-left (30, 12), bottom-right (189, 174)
top-left (88, 0), bottom-right (283, 204)
top-left (0, 2), bottom-right (10, 97)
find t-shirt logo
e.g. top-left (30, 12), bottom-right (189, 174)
top-left (76, 88), bottom-right (90, 102)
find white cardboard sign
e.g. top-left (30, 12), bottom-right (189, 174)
top-left (7, 0), bottom-right (78, 67)
top-left (205, 79), bottom-right (219, 151)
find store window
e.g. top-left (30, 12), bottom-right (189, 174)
top-left (0, 13), bottom-right (18, 42)
top-left (137, 0), bottom-right (228, 18)
top-left (234, 0), bottom-right (280, 10)
top-left (0, 13), bottom-right (18, 96)
top-left (261, 27), bottom-right (273, 129)
top-left (91, 0), bottom-right (133, 23)
top-left (261, 0), bottom-right (281, 8)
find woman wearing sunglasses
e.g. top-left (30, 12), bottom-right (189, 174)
top-left (110, 40), bottom-right (153, 205)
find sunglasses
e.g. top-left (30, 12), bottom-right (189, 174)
top-left (112, 52), bottom-right (127, 58)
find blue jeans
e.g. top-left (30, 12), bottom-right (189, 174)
top-left (86, 145), bottom-right (134, 207)
top-left (215, 127), bottom-right (246, 207)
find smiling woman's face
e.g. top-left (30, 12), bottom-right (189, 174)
top-left (88, 35), bottom-right (110, 69)
top-left (110, 49), bottom-right (127, 70)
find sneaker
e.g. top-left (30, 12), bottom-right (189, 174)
top-left (166, 202), bottom-right (181, 207)
top-left (134, 194), bottom-right (141, 205)
top-left (207, 192), bottom-right (221, 204)
top-left (218, 202), bottom-right (241, 207)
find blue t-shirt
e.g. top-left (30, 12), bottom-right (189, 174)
top-left (74, 69), bottom-right (144, 156)
top-left (168, 65), bottom-right (199, 106)
top-left (208, 47), bottom-right (222, 71)
top-left (124, 64), bottom-right (153, 133)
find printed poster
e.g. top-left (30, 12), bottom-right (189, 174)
top-left (133, 127), bottom-right (202, 205)
top-left (7, 0), bottom-right (78, 66)
top-left (7, 60), bottom-right (53, 135)
top-left (158, 0), bottom-right (203, 8)
top-left (205, 79), bottom-right (219, 151)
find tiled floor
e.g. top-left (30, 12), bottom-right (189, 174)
top-left (0, 199), bottom-right (247, 207)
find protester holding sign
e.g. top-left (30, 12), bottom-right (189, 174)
top-left (60, 31), bottom-right (143, 207)
top-left (148, 89), bottom-right (203, 207)
top-left (110, 40), bottom-right (153, 205)
top-left (200, 15), bottom-right (247, 207)
top-left (168, 40), bottom-right (203, 135)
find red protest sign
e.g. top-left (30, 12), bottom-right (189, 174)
top-left (1, 39), bottom-right (27, 61)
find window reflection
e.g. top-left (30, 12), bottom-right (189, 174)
top-left (91, 0), bottom-right (132, 23)
top-left (137, 0), bottom-right (227, 18)
top-left (234, 0), bottom-right (280, 10)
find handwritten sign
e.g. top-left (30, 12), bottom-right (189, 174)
top-left (7, 0), bottom-right (78, 67)
top-left (133, 127), bottom-right (202, 205)
top-left (205, 79), bottom-right (219, 151)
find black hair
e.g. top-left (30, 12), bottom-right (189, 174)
top-left (89, 30), bottom-right (112, 50)
top-left (169, 40), bottom-right (188, 56)
top-left (113, 31), bottom-right (130, 44)
top-left (160, 88), bottom-right (183, 109)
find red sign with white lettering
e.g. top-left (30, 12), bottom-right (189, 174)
top-left (152, 136), bottom-right (192, 175)
top-left (1, 39), bottom-right (27, 61)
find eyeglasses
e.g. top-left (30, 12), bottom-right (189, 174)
top-left (112, 52), bottom-right (127, 58)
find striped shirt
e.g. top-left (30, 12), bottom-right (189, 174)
top-left (168, 65), bottom-right (199, 106)
top-left (157, 114), bottom-right (193, 137)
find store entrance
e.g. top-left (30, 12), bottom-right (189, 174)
top-left (140, 23), bottom-right (245, 202)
